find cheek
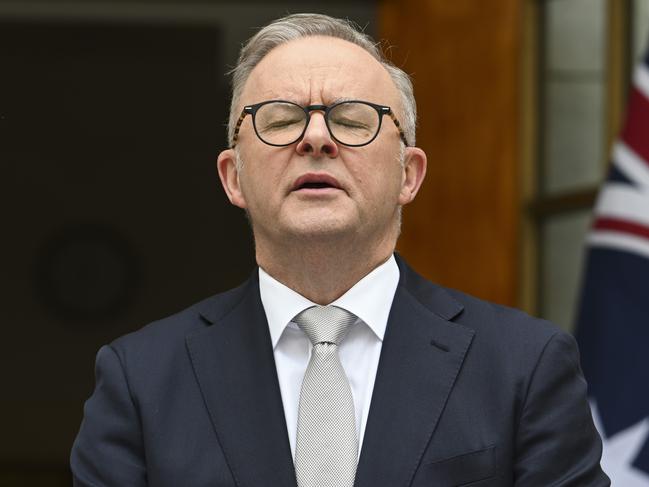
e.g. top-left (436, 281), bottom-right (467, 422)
top-left (238, 158), bottom-right (288, 207)
top-left (356, 158), bottom-right (403, 197)
top-left (237, 169), bottom-right (265, 207)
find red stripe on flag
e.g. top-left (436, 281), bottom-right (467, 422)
top-left (621, 87), bottom-right (649, 166)
top-left (594, 217), bottom-right (649, 241)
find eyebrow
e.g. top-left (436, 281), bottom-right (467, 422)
top-left (298, 97), bottom-right (358, 106)
top-left (246, 96), bottom-right (363, 107)
top-left (328, 97), bottom-right (355, 104)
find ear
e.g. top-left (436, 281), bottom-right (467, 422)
top-left (398, 146), bottom-right (427, 205)
top-left (217, 149), bottom-right (247, 209)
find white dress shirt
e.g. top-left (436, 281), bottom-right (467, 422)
top-left (258, 255), bottom-right (400, 459)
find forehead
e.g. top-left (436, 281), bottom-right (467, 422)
top-left (241, 36), bottom-right (399, 106)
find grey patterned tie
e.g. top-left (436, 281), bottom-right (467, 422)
top-left (293, 305), bottom-right (358, 487)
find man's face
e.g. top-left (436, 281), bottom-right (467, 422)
top-left (218, 36), bottom-right (425, 249)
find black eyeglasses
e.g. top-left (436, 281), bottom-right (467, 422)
top-left (231, 99), bottom-right (409, 148)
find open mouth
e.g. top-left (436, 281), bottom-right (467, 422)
top-left (292, 173), bottom-right (342, 192)
top-left (298, 182), bottom-right (335, 189)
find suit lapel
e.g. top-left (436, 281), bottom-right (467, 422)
top-left (186, 275), bottom-right (297, 487)
top-left (355, 261), bottom-right (475, 487)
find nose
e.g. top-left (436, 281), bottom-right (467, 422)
top-left (295, 112), bottom-right (339, 158)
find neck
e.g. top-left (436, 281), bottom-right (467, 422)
top-left (256, 232), bottom-right (397, 304)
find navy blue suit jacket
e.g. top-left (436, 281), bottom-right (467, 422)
top-left (71, 256), bottom-right (609, 486)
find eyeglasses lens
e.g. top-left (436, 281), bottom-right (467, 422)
top-left (254, 102), bottom-right (306, 146)
top-left (328, 102), bottom-right (379, 146)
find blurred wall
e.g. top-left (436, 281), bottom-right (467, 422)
top-left (382, 0), bottom-right (523, 307)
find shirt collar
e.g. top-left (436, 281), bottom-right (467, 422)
top-left (259, 255), bottom-right (400, 348)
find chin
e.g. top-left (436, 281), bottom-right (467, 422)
top-left (284, 218), bottom-right (356, 241)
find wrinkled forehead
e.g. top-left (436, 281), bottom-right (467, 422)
top-left (240, 36), bottom-right (401, 108)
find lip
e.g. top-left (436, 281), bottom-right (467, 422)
top-left (291, 173), bottom-right (344, 193)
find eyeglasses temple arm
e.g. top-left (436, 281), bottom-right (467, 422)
top-left (387, 110), bottom-right (410, 147)
top-left (230, 109), bottom-right (249, 149)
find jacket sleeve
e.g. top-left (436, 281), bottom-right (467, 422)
top-left (514, 331), bottom-right (610, 486)
top-left (70, 344), bottom-right (147, 486)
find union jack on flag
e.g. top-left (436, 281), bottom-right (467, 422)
top-left (575, 43), bottom-right (649, 484)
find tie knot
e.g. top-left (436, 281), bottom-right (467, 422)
top-left (293, 305), bottom-right (356, 346)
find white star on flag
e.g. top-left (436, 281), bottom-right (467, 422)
top-left (591, 401), bottom-right (649, 485)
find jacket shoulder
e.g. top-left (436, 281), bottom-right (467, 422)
top-left (446, 286), bottom-right (561, 339)
top-left (110, 277), bottom-right (252, 356)
top-left (398, 257), bottom-right (567, 355)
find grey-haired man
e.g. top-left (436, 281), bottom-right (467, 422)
top-left (72, 13), bottom-right (609, 486)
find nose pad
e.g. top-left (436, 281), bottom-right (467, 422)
top-left (295, 113), bottom-right (339, 157)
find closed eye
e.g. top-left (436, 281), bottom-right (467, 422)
top-left (331, 118), bottom-right (370, 130)
top-left (259, 119), bottom-right (303, 132)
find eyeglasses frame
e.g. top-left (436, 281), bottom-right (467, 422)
top-left (230, 99), bottom-right (410, 148)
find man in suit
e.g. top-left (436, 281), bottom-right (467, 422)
top-left (71, 13), bottom-right (610, 486)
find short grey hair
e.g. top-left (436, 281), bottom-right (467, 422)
top-left (227, 13), bottom-right (417, 147)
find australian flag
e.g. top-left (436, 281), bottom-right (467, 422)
top-left (575, 43), bottom-right (649, 484)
